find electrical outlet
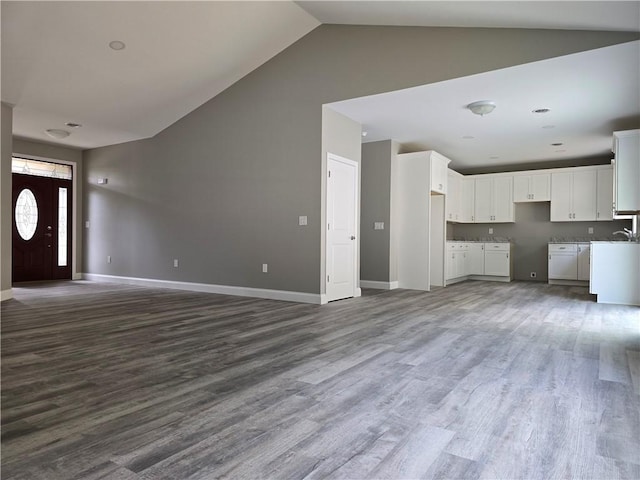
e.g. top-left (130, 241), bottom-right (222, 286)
top-left (298, 216), bottom-right (308, 226)
top-left (85, 220), bottom-right (90, 229)
top-left (488, 228), bottom-right (494, 234)
top-left (173, 259), bottom-right (179, 268)
top-left (107, 255), bottom-right (111, 264)
top-left (530, 272), bottom-right (537, 278)
top-left (588, 227), bottom-right (594, 234)
top-left (262, 263), bottom-right (268, 273)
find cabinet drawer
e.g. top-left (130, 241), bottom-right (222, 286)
top-left (549, 244), bottom-right (577, 253)
top-left (485, 243), bottom-right (510, 252)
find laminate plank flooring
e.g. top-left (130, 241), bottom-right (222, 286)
top-left (2, 280), bottom-right (639, 479)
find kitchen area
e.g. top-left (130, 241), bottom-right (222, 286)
top-left (442, 129), bottom-right (639, 306)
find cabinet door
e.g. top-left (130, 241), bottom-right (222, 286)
top-left (493, 176), bottom-right (513, 222)
top-left (596, 168), bottom-right (613, 221)
top-left (577, 244), bottom-right (590, 281)
top-left (474, 178), bottom-right (493, 223)
top-left (572, 170), bottom-right (597, 221)
top-left (513, 175), bottom-right (530, 202)
top-left (431, 156), bottom-right (447, 194)
top-left (549, 252), bottom-right (577, 280)
top-left (484, 251), bottom-right (510, 276)
top-left (614, 131), bottom-right (640, 212)
top-left (467, 243), bottom-right (484, 275)
top-left (550, 172), bottom-right (573, 221)
top-left (446, 245), bottom-right (456, 280)
top-left (460, 178), bottom-right (475, 222)
top-left (530, 174), bottom-right (550, 201)
top-left (446, 171), bottom-right (460, 221)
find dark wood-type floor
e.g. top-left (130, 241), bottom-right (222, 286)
top-left (2, 280), bottom-right (639, 480)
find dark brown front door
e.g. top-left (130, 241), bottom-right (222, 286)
top-left (12, 173), bottom-right (72, 282)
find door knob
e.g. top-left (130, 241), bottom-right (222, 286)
top-left (350, 236), bottom-right (356, 240)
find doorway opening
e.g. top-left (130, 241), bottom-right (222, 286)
top-left (11, 157), bottom-right (73, 282)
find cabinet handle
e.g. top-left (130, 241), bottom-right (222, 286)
top-left (549, 254), bottom-right (551, 260)
top-left (597, 212), bottom-right (600, 218)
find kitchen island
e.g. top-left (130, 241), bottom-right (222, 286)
top-left (590, 241), bottom-right (640, 306)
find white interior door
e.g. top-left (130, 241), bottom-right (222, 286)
top-left (326, 154), bottom-right (358, 302)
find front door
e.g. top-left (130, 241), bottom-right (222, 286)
top-left (12, 173), bottom-right (72, 282)
top-left (326, 153), bottom-right (358, 302)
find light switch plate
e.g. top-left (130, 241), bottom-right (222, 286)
top-left (298, 216), bottom-right (308, 226)
top-left (374, 222), bottom-right (385, 230)
top-left (262, 264), bottom-right (268, 273)
top-left (588, 227), bottom-right (594, 234)
top-left (488, 228), bottom-right (494, 234)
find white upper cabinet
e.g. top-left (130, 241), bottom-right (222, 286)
top-left (613, 129), bottom-right (640, 213)
top-left (474, 175), bottom-right (513, 223)
top-left (513, 173), bottom-right (550, 202)
top-left (550, 168), bottom-right (597, 222)
top-left (460, 177), bottom-right (475, 223)
top-left (446, 170), bottom-right (461, 222)
top-left (430, 151), bottom-right (450, 194)
top-left (596, 166), bottom-right (614, 221)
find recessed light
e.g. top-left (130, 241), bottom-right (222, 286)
top-left (555, 149), bottom-right (567, 153)
top-left (109, 40), bottom-right (126, 51)
top-left (462, 135), bottom-right (475, 140)
top-left (533, 108), bottom-right (551, 114)
top-left (542, 125), bottom-right (555, 129)
top-left (489, 156), bottom-right (500, 160)
top-left (551, 142), bottom-right (563, 146)
top-left (45, 129), bottom-right (70, 139)
top-left (65, 122), bottom-right (82, 128)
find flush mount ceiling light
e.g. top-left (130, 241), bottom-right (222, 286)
top-left (533, 108), bottom-right (551, 114)
top-left (109, 40), bottom-right (126, 51)
top-left (44, 129), bottom-right (70, 139)
top-left (467, 101), bottom-right (496, 116)
top-left (65, 122), bottom-right (82, 128)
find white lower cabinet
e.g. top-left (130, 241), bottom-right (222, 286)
top-left (548, 243), bottom-right (590, 284)
top-left (577, 243), bottom-right (590, 281)
top-left (446, 242), bottom-right (511, 284)
top-left (484, 243), bottom-right (511, 277)
top-left (467, 243), bottom-right (485, 275)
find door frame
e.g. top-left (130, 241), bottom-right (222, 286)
top-left (324, 152), bottom-right (360, 303)
top-left (10, 154), bottom-right (81, 282)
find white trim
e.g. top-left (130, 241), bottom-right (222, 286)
top-left (360, 280), bottom-right (399, 290)
top-left (1, 289), bottom-right (14, 301)
top-left (82, 273), bottom-right (323, 304)
top-left (548, 279), bottom-right (589, 287)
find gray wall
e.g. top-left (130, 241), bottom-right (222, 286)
top-left (1, 103), bottom-right (13, 297)
top-left (361, 140), bottom-right (393, 282)
top-left (82, 24), bottom-right (638, 295)
top-left (12, 138), bottom-right (84, 279)
top-left (451, 202), bottom-right (631, 281)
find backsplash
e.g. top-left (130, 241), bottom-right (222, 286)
top-left (449, 202), bottom-right (632, 282)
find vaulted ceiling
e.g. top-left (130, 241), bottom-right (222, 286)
top-left (2, 1), bottom-right (639, 168)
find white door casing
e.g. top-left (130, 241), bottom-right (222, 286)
top-left (326, 153), bottom-right (358, 302)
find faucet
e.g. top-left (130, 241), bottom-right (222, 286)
top-left (613, 228), bottom-right (637, 242)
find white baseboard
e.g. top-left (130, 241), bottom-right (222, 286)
top-left (1, 289), bottom-right (13, 302)
top-left (72, 273), bottom-right (83, 280)
top-left (360, 280), bottom-right (399, 290)
top-left (82, 273), bottom-right (323, 304)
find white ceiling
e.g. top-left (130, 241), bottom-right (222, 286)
top-left (297, 1), bottom-right (640, 32)
top-left (1, 1), bottom-right (320, 149)
top-left (328, 40), bottom-right (640, 170)
top-left (2, 1), bottom-right (639, 161)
